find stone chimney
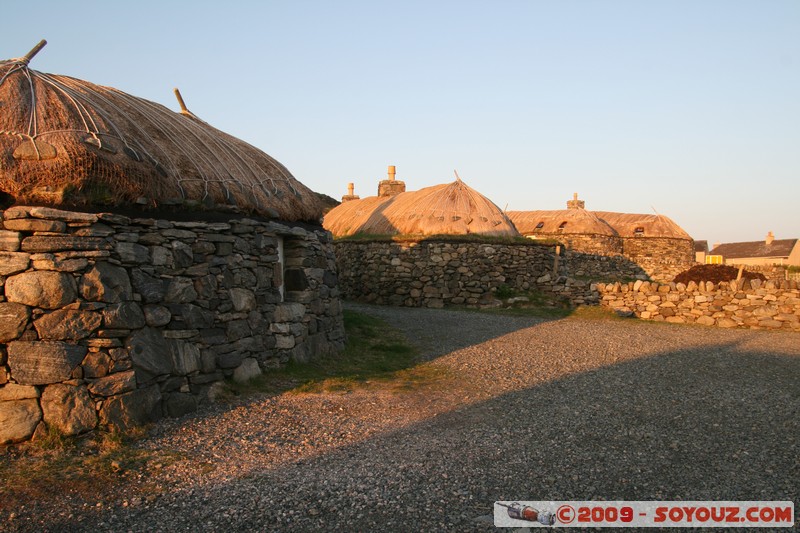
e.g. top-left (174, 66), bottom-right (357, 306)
top-left (766, 231), bottom-right (775, 245)
top-left (377, 165), bottom-right (406, 197)
top-left (566, 192), bottom-right (585, 210)
top-left (341, 182), bottom-right (360, 203)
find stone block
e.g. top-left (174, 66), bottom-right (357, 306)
top-left (80, 262), bottom-right (133, 303)
top-left (82, 350), bottom-right (113, 378)
top-left (116, 242), bottom-right (150, 264)
top-left (273, 302), bottom-right (306, 322)
top-left (127, 328), bottom-right (172, 383)
top-left (229, 288), bottom-right (256, 312)
top-left (0, 251), bottom-right (30, 276)
top-left (99, 384), bottom-right (162, 431)
top-left (5, 271), bottom-right (77, 309)
top-left (168, 340), bottom-right (201, 375)
top-left (233, 358), bottom-right (262, 383)
top-left (7, 341), bottom-right (87, 385)
top-left (217, 351), bottom-right (244, 369)
top-left (31, 255), bottom-right (88, 272)
top-left (34, 309), bottom-right (102, 341)
top-left (102, 301), bottom-right (146, 329)
top-left (0, 399), bottom-right (41, 444)
top-left (21, 235), bottom-right (110, 253)
top-left (3, 218), bottom-right (67, 233)
top-left (164, 277), bottom-right (197, 303)
top-left (41, 383), bottom-right (97, 436)
top-left (131, 269), bottom-right (166, 303)
top-left (0, 230), bottom-right (22, 251)
top-left (143, 304), bottom-right (172, 327)
top-left (696, 316), bottom-right (716, 326)
top-left (0, 383), bottom-right (40, 401)
top-left (28, 206), bottom-right (99, 223)
top-left (0, 302), bottom-right (30, 343)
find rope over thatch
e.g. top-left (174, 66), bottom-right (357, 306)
top-left (0, 41), bottom-right (323, 222)
top-left (324, 176), bottom-right (519, 237)
top-left (507, 209), bottom-right (618, 236)
top-left (593, 212), bottom-right (691, 239)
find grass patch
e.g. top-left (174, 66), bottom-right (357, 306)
top-left (0, 426), bottom-right (176, 509)
top-left (225, 309), bottom-right (448, 396)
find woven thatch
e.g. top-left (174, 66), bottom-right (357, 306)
top-left (0, 42), bottom-right (322, 221)
top-left (324, 178), bottom-right (518, 237)
top-left (593, 212), bottom-right (691, 239)
top-left (507, 209), bottom-right (618, 236)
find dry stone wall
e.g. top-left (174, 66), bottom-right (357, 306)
top-left (333, 240), bottom-right (599, 308)
top-left (597, 278), bottom-right (800, 331)
top-left (0, 206), bottom-right (345, 444)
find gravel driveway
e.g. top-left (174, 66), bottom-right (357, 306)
top-left (5, 303), bottom-right (799, 532)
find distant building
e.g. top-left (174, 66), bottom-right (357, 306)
top-left (710, 233), bottom-right (800, 266)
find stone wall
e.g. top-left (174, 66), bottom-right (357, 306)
top-left (597, 278), bottom-right (800, 331)
top-left (333, 239), bottom-right (599, 308)
top-left (0, 206), bottom-right (345, 444)
top-left (621, 237), bottom-right (695, 282)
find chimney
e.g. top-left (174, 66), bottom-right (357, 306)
top-left (378, 164), bottom-right (406, 197)
top-left (341, 182), bottom-right (360, 203)
top-left (566, 192), bottom-right (585, 210)
top-left (766, 231), bottom-right (775, 245)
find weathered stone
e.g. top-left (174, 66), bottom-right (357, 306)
top-left (99, 384), bottom-right (162, 431)
top-left (226, 320), bottom-right (251, 341)
top-left (163, 392), bottom-right (197, 418)
top-left (217, 351), bottom-right (244, 369)
top-left (143, 304), bottom-right (172, 327)
top-left (273, 302), bottom-right (305, 322)
top-left (0, 302), bottom-right (30, 343)
top-left (127, 328), bottom-right (172, 383)
top-left (171, 241), bottom-right (194, 268)
top-left (82, 350), bottom-right (113, 378)
top-left (164, 277), bottom-right (197, 303)
top-left (232, 357), bottom-right (262, 383)
top-left (0, 399), bottom-right (41, 444)
top-left (173, 304), bottom-right (214, 329)
top-left (275, 334), bottom-right (296, 349)
top-left (31, 255), bottom-right (88, 272)
top-left (34, 309), bottom-right (102, 341)
top-left (41, 383), bottom-right (97, 436)
top-left (21, 235), bottom-right (110, 253)
top-left (168, 340), bottom-right (201, 375)
top-left (7, 341), bottom-right (87, 385)
top-left (87, 370), bottom-right (137, 397)
top-left (102, 302), bottom-right (146, 329)
top-left (5, 271), bottom-right (77, 309)
top-left (81, 262), bottom-right (132, 302)
top-left (0, 383), bottom-right (39, 401)
top-left (229, 288), bottom-right (256, 312)
top-left (28, 206), bottom-right (99, 223)
top-left (0, 251), bottom-right (30, 275)
top-left (131, 269), bottom-right (166, 303)
top-left (3, 218), bottom-right (67, 233)
top-left (116, 242), bottom-right (150, 263)
top-left (0, 230), bottom-right (22, 252)
top-left (696, 315), bottom-right (716, 326)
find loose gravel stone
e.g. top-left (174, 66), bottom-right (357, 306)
top-left (3, 303), bottom-right (798, 532)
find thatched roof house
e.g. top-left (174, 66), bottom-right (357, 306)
top-left (507, 209), bottom-right (618, 238)
top-left (0, 41), bottom-right (322, 222)
top-left (324, 171), bottom-right (518, 237)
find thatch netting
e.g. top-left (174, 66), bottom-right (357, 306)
top-left (507, 209), bottom-right (618, 236)
top-left (0, 42), bottom-right (323, 221)
top-left (593, 212), bottom-right (691, 239)
top-left (324, 178), bottom-right (519, 237)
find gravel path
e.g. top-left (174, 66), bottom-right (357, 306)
top-left (5, 304), bottom-right (799, 532)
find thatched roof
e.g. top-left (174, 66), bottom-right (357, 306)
top-left (593, 212), bottom-right (691, 239)
top-left (0, 41), bottom-right (323, 222)
top-left (507, 209), bottom-right (618, 237)
top-left (710, 238), bottom-right (798, 259)
top-left (323, 178), bottom-right (519, 237)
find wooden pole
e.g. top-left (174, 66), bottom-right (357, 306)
top-left (20, 39), bottom-right (47, 65)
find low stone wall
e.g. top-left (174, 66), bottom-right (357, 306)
top-left (621, 237), bottom-right (695, 282)
top-left (334, 239), bottom-right (599, 307)
top-left (597, 278), bottom-right (800, 331)
top-left (0, 206), bottom-right (345, 444)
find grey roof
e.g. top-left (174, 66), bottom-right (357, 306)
top-left (710, 239), bottom-right (798, 259)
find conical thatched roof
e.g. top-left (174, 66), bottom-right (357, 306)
top-left (0, 41), bottom-right (323, 222)
top-left (324, 178), bottom-right (519, 237)
top-left (507, 209), bottom-right (618, 236)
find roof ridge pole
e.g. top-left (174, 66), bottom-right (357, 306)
top-left (18, 39), bottom-right (47, 65)
top-left (173, 87), bottom-right (191, 115)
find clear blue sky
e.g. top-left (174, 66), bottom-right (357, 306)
top-left (4, 1), bottom-right (798, 245)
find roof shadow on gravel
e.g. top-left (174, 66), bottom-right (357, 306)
top-left (59, 341), bottom-right (799, 532)
top-left (344, 301), bottom-right (560, 360)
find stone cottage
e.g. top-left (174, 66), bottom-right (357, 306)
top-left (0, 41), bottom-right (344, 443)
top-left (507, 194), bottom-right (695, 281)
